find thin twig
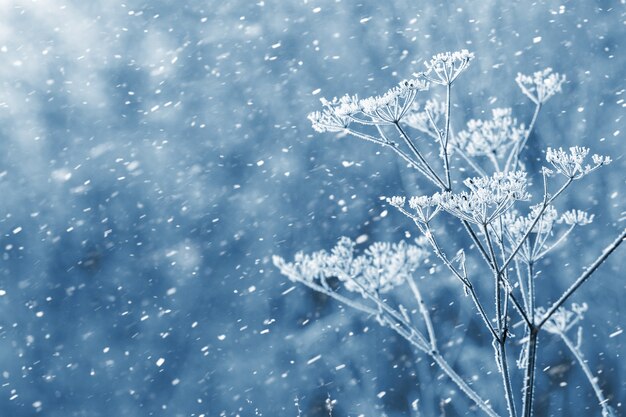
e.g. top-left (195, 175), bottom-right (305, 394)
top-left (558, 330), bottom-right (615, 417)
top-left (539, 227), bottom-right (626, 329)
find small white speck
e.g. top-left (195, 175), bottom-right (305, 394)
top-left (156, 357), bottom-right (165, 367)
top-left (217, 334), bottom-right (226, 341)
top-left (0, 290), bottom-right (6, 296)
top-left (171, 378), bottom-right (180, 386)
top-left (360, 17), bottom-right (372, 23)
top-left (609, 329), bottom-right (623, 338)
top-left (335, 364), bottom-right (346, 370)
top-left (312, 88), bottom-right (321, 95)
top-left (533, 36), bottom-right (542, 43)
top-left (312, 7), bottom-right (321, 13)
top-left (32, 401), bottom-right (42, 408)
top-left (307, 354), bottom-right (322, 365)
top-left (377, 391), bottom-right (386, 398)
top-left (271, 42), bottom-right (281, 49)
top-left (355, 234), bottom-right (368, 244)
top-left (281, 286), bottom-right (295, 295)
top-left (12, 227), bottom-right (22, 234)
top-left (256, 160), bottom-right (264, 166)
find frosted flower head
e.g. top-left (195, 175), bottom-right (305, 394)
top-left (592, 154), bottom-right (612, 166)
top-left (359, 239), bottom-right (429, 293)
top-left (417, 50), bottom-right (474, 85)
top-left (432, 171), bottom-right (530, 225)
top-left (558, 209), bottom-right (594, 226)
top-left (538, 303), bottom-right (588, 334)
top-left (273, 237), bottom-right (429, 296)
top-left (408, 195), bottom-right (437, 210)
top-left (407, 195), bottom-right (440, 223)
top-left (308, 95), bottom-right (355, 133)
top-left (501, 204), bottom-right (557, 242)
top-left (403, 99), bottom-right (446, 140)
top-left (358, 78), bottom-right (428, 124)
top-left (545, 146), bottom-right (611, 179)
top-left (516, 68), bottom-right (566, 104)
top-left (386, 196), bottom-right (406, 208)
top-left (458, 108), bottom-right (526, 159)
top-left (531, 204), bottom-right (558, 233)
top-left (331, 94), bottom-right (361, 118)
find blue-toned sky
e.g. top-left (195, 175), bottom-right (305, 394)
top-left (0, 1), bottom-right (624, 416)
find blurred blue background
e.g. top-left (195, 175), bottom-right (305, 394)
top-left (0, 0), bottom-right (624, 416)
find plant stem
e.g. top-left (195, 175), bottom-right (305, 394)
top-left (499, 177), bottom-right (573, 275)
top-left (539, 227), bottom-right (626, 328)
top-left (394, 122), bottom-right (448, 190)
top-left (558, 330), bottom-right (614, 417)
top-left (442, 82), bottom-right (452, 189)
top-left (431, 352), bottom-right (501, 417)
top-left (505, 103), bottom-right (541, 173)
top-left (380, 313), bottom-right (500, 417)
top-left (407, 276), bottom-right (437, 350)
top-left (484, 224), bottom-right (517, 417)
top-left (522, 328), bottom-right (539, 417)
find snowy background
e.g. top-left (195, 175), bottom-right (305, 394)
top-left (0, 0), bottom-right (624, 416)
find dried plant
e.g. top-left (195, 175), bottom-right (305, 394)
top-left (274, 50), bottom-right (625, 417)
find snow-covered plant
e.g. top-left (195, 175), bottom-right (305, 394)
top-left (274, 51), bottom-right (626, 417)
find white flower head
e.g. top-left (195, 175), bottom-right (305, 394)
top-left (358, 78), bottom-right (428, 124)
top-left (308, 96), bottom-right (354, 132)
top-left (516, 68), bottom-right (566, 104)
top-left (386, 196), bottom-right (406, 208)
top-left (458, 108), bottom-right (526, 159)
top-left (592, 154), bottom-right (612, 166)
top-left (546, 146), bottom-right (610, 179)
top-left (407, 195), bottom-right (440, 223)
top-left (538, 303), bottom-right (588, 334)
top-left (274, 237), bottom-right (430, 296)
top-left (558, 209), bottom-right (594, 226)
top-left (433, 171), bottom-right (530, 225)
top-left (418, 50), bottom-right (475, 85)
top-left (403, 99), bottom-right (446, 140)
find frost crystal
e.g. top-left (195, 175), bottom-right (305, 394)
top-left (516, 68), bottom-right (566, 104)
